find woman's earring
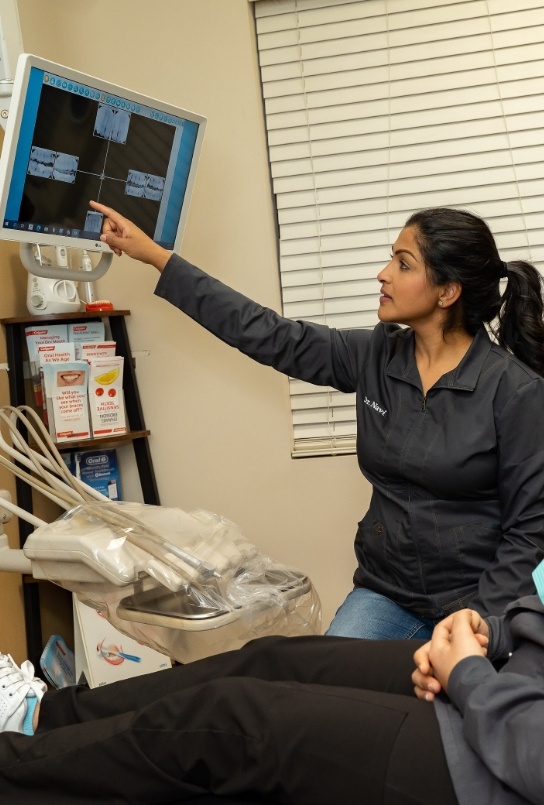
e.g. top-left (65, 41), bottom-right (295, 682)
top-left (438, 300), bottom-right (443, 307)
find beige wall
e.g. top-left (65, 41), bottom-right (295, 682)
top-left (0, 238), bottom-right (29, 662)
top-left (0, 0), bottom-right (372, 658)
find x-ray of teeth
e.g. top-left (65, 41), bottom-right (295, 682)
top-left (52, 153), bottom-right (78, 184)
top-left (125, 169), bottom-right (146, 197)
top-left (126, 169), bottom-right (165, 201)
top-left (84, 210), bottom-right (103, 234)
top-left (28, 147), bottom-right (78, 184)
top-left (28, 146), bottom-right (56, 179)
top-left (94, 104), bottom-right (130, 144)
top-left (145, 174), bottom-right (165, 201)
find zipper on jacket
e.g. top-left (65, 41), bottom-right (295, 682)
top-left (421, 396), bottom-right (427, 411)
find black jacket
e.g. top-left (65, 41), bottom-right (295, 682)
top-left (155, 255), bottom-right (544, 618)
top-left (437, 595), bottom-right (544, 804)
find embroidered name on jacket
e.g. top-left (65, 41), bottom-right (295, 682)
top-left (364, 396), bottom-right (387, 416)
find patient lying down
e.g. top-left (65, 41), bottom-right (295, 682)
top-left (1, 595), bottom-right (543, 805)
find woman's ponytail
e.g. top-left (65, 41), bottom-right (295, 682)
top-left (494, 261), bottom-right (544, 377)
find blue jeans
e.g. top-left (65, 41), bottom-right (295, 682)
top-left (325, 588), bottom-right (439, 640)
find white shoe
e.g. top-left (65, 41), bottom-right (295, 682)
top-left (0, 652), bottom-right (47, 735)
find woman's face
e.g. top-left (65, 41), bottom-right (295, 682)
top-left (376, 226), bottom-right (442, 328)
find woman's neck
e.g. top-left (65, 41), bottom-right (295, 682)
top-left (414, 328), bottom-right (474, 396)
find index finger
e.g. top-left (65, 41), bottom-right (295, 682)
top-left (89, 200), bottom-right (124, 225)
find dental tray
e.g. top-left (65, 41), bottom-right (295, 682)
top-left (117, 571), bottom-right (312, 631)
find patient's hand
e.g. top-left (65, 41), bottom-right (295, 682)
top-left (412, 609), bottom-right (489, 701)
top-left (412, 640), bottom-right (439, 701)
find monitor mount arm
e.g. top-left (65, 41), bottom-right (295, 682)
top-left (19, 242), bottom-right (112, 282)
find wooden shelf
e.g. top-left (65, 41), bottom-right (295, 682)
top-left (1, 309), bottom-right (131, 325)
top-left (49, 429), bottom-right (151, 452)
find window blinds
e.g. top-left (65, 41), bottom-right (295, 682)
top-left (253, 0), bottom-right (544, 457)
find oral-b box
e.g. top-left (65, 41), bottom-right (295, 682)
top-left (73, 448), bottom-right (121, 501)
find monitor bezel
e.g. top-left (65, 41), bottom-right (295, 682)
top-left (0, 53), bottom-right (207, 255)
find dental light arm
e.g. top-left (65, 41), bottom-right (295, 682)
top-left (0, 405), bottom-right (222, 583)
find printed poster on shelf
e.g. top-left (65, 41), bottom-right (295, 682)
top-left (73, 595), bottom-right (171, 687)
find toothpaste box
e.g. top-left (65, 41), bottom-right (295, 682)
top-left (87, 356), bottom-right (126, 438)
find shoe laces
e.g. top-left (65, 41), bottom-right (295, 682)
top-left (0, 653), bottom-right (45, 699)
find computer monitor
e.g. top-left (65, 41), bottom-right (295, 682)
top-left (0, 53), bottom-right (206, 257)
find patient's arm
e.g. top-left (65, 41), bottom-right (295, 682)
top-left (448, 656), bottom-right (544, 803)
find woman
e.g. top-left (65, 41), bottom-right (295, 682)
top-left (89, 201), bottom-right (544, 640)
top-left (1, 592), bottom-right (543, 805)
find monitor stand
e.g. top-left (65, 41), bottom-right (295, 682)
top-left (20, 241), bottom-right (112, 282)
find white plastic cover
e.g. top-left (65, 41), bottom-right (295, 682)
top-left (24, 501), bottom-right (322, 663)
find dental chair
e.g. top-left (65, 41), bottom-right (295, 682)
top-left (0, 402), bottom-right (321, 670)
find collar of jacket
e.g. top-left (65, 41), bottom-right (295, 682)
top-left (385, 325), bottom-right (493, 392)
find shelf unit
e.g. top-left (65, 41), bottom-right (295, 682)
top-left (1, 309), bottom-right (160, 665)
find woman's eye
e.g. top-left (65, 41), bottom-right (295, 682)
top-left (399, 261), bottom-right (409, 270)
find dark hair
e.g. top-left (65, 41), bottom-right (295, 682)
top-left (405, 207), bottom-right (544, 377)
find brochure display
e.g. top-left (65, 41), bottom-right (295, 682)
top-left (25, 320), bottom-right (127, 443)
top-left (2, 309), bottom-right (161, 665)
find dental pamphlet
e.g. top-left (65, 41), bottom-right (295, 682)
top-left (41, 360), bottom-right (91, 442)
top-left (75, 340), bottom-right (116, 361)
top-left (37, 342), bottom-right (76, 422)
top-left (67, 321), bottom-right (105, 343)
top-left (88, 356), bottom-right (126, 437)
top-left (25, 324), bottom-right (68, 406)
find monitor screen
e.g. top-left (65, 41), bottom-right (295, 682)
top-left (0, 54), bottom-right (206, 254)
